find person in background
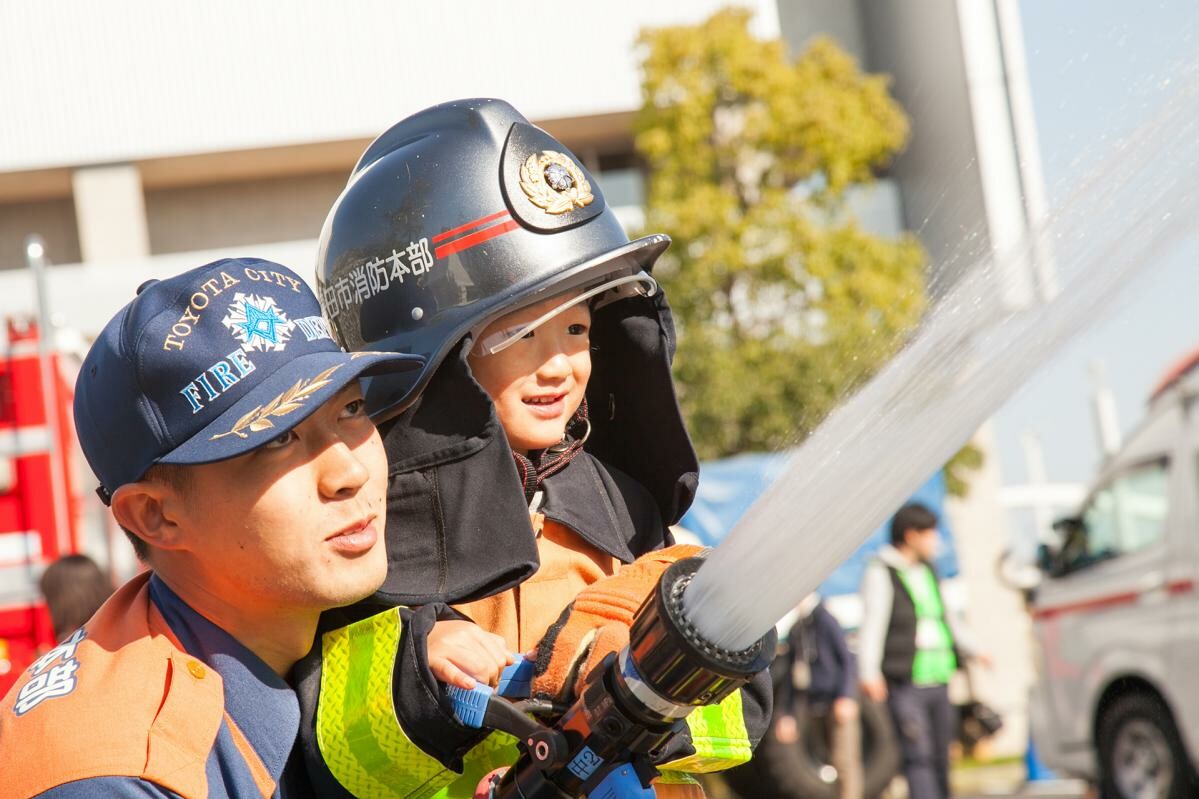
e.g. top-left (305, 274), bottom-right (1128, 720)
top-left (38, 554), bottom-right (115, 642)
top-left (858, 502), bottom-right (989, 799)
top-left (775, 593), bottom-right (863, 799)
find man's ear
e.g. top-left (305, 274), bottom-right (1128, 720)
top-left (111, 481), bottom-right (187, 553)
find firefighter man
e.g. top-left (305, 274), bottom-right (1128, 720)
top-left (0, 259), bottom-right (508, 797)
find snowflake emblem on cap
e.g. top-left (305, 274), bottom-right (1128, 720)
top-left (221, 293), bottom-right (293, 353)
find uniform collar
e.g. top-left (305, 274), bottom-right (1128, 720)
top-left (149, 574), bottom-right (301, 786)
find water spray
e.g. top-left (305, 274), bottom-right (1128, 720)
top-left (683, 72), bottom-right (1199, 652)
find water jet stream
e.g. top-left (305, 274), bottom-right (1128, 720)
top-left (683, 74), bottom-right (1199, 652)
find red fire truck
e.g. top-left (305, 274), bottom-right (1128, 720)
top-left (0, 318), bottom-right (82, 696)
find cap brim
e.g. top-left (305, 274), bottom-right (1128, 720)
top-left (158, 349), bottom-right (421, 466)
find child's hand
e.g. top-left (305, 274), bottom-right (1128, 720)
top-left (427, 620), bottom-right (514, 690)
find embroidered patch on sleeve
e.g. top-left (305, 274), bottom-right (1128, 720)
top-left (14, 629), bottom-right (86, 716)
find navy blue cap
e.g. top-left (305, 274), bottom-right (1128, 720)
top-left (74, 257), bottom-right (423, 502)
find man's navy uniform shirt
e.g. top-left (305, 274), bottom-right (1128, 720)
top-left (38, 576), bottom-right (307, 798)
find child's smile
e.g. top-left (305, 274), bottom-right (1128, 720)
top-left (468, 297), bottom-right (592, 453)
top-left (523, 391), bottom-right (569, 418)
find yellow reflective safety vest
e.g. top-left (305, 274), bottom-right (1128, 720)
top-left (315, 607), bottom-right (754, 798)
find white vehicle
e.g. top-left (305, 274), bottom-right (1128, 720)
top-left (1028, 352), bottom-right (1199, 799)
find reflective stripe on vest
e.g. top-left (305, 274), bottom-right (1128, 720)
top-left (659, 691), bottom-right (752, 774)
top-left (316, 608), bottom-right (520, 799)
top-left (895, 565), bottom-right (956, 685)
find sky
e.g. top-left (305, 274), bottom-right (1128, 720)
top-left (991, 1), bottom-right (1199, 507)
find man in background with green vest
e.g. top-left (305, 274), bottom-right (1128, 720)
top-left (858, 503), bottom-right (987, 799)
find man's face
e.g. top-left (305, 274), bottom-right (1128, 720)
top-left (167, 384), bottom-right (389, 616)
top-left (467, 298), bottom-right (592, 453)
top-left (906, 527), bottom-right (941, 562)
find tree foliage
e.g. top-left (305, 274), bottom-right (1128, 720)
top-left (635, 8), bottom-right (929, 460)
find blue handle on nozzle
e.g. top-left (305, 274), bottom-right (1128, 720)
top-left (447, 683), bottom-right (495, 728)
top-left (497, 655), bottom-right (534, 698)
top-left (447, 655), bottom-right (533, 728)
top-left (589, 765), bottom-right (655, 799)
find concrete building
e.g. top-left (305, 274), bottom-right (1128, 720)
top-left (0, 0), bottom-right (1047, 758)
top-left (0, 1), bottom-right (779, 284)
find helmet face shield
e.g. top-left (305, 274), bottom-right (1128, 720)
top-left (471, 272), bottom-right (658, 357)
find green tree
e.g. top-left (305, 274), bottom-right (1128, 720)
top-left (635, 8), bottom-right (928, 460)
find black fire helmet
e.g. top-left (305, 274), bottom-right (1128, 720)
top-left (316, 98), bottom-right (697, 529)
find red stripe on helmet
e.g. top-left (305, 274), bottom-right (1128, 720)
top-left (432, 210), bottom-right (512, 244)
top-left (434, 219), bottom-right (520, 258)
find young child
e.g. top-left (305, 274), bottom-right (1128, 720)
top-left (299, 99), bottom-right (771, 798)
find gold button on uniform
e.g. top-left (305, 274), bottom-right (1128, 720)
top-left (188, 660), bottom-right (206, 680)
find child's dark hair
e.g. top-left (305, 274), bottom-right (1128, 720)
top-left (889, 502), bottom-right (939, 546)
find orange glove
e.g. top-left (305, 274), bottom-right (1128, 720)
top-left (532, 544), bottom-right (704, 703)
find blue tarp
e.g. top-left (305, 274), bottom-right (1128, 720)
top-left (679, 452), bottom-right (959, 597)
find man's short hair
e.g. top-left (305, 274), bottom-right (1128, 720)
top-left (890, 502), bottom-right (939, 546)
top-left (118, 464), bottom-right (193, 562)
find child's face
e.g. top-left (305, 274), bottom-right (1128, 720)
top-left (468, 297), bottom-right (592, 454)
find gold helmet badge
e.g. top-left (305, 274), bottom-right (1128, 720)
top-left (519, 151), bottom-right (594, 215)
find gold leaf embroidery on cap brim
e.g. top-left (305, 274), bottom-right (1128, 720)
top-left (210, 364), bottom-right (342, 440)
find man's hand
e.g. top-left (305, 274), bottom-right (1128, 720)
top-left (832, 696), bottom-right (859, 724)
top-left (427, 620), bottom-right (513, 690)
top-left (860, 678), bottom-right (888, 703)
top-left (774, 713), bottom-right (799, 744)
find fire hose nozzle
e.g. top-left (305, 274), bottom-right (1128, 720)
top-left (618, 556), bottom-right (776, 721)
top-left (474, 557), bottom-right (777, 798)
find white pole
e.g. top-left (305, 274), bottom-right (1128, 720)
top-left (1089, 359), bottom-right (1123, 458)
top-left (1020, 429), bottom-right (1054, 540)
top-left (26, 235), bottom-right (72, 558)
top-left (993, 0), bottom-right (1059, 303)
